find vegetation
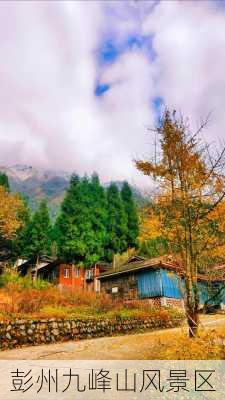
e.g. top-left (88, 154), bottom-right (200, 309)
top-left (0, 272), bottom-right (184, 322)
top-left (143, 323), bottom-right (225, 360)
top-left (121, 182), bottom-right (139, 249)
top-left (0, 169), bottom-right (139, 268)
top-left (11, 197), bottom-right (31, 260)
top-left (1, 108), bottom-right (225, 351)
top-left (55, 174), bottom-right (107, 265)
top-left (12, 199), bottom-right (52, 273)
top-left (105, 183), bottom-right (128, 261)
top-left (0, 172), bottom-right (10, 191)
top-left (136, 109), bottom-right (225, 337)
top-left (55, 175), bottom-right (139, 264)
top-left (0, 185), bottom-right (25, 261)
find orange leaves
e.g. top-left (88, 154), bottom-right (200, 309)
top-left (0, 186), bottom-right (24, 239)
top-left (135, 160), bottom-right (167, 179)
top-left (136, 109), bottom-right (225, 272)
top-left (207, 201), bottom-right (225, 232)
top-left (139, 206), bottom-right (163, 242)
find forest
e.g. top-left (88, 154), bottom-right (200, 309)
top-left (0, 172), bottom-right (139, 266)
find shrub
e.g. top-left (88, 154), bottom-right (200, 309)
top-left (0, 275), bottom-right (185, 326)
top-left (0, 270), bottom-right (51, 290)
top-left (148, 330), bottom-right (225, 360)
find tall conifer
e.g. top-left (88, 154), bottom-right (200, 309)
top-left (105, 183), bottom-right (128, 261)
top-left (121, 181), bottom-right (139, 249)
top-left (26, 200), bottom-right (52, 259)
top-left (55, 174), bottom-right (107, 265)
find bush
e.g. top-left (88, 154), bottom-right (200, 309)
top-left (0, 270), bottom-right (51, 290)
top-left (0, 274), bottom-right (185, 327)
top-left (147, 330), bottom-right (225, 360)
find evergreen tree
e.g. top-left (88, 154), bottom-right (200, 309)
top-left (121, 182), bottom-right (139, 248)
top-left (26, 200), bottom-right (52, 260)
top-left (89, 173), bottom-right (107, 261)
top-left (55, 174), bottom-right (107, 266)
top-left (0, 172), bottom-right (10, 191)
top-left (105, 183), bottom-right (128, 261)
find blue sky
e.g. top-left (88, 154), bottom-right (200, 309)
top-left (95, 33), bottom-right (156, 98)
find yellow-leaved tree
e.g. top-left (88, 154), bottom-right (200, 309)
top-left (0, 186), bottom-right (24, 261)
top-left (136, 110), bottom-right (225, 337)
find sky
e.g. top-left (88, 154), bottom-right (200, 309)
top-left (0, 0), bottom-right (225, 186)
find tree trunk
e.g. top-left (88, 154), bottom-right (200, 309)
top-left (185, 274), bottom-right (200, 337)
top-left (187, 308), bottom-right (199, 337)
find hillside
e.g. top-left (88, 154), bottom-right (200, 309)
top-left (0, 165), bottom-right (147, 218)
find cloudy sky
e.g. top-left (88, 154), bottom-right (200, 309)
top-left (0, 0), bottom-right (225, 186)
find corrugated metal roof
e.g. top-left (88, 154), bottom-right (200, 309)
top-left (98, 256), bottom-right (225, 282)
top-left (98, 256), bottom-right (182, 279)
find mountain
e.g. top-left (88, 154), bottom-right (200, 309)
top-left (0, 165), bottom-right (70, 218)
top-left (0, 165), bottom-right (148, 218)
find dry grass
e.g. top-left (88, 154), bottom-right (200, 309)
top-left (0, 282), bottom-right (184, 325)
top-left (142, 319), bottom-right (225, 359)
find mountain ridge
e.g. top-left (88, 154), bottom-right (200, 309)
top-left (0, 165), bottom-right (147, 217)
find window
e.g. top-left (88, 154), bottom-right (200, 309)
top-left (75, 267), bottom-right (80, 277)
top-left (112, 286), bottom-right (118, 294)
top-left (64, 268), bottom-right (70, 278)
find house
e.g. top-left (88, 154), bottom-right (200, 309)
top-left (97, 256), bottom-right (225, 310)
top-left (17, 255), bottom-right (55, 279)
top-left (17, 256), bottom-right (110, 291)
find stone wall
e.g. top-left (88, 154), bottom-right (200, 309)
top-left (0, 314), bottom-right (184, 350)
top-left (124, 297), bottom-right (184, 310)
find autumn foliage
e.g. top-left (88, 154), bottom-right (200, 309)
top-left (136, 110), bottom-right (225, 336)
top-left (0, 186), bottom-right (24, 240)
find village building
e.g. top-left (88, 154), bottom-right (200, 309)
top-left (17, 256), bottom-right (110, 291)
top-left (17, 254), bottom-right (225, 310)
top-left (97, 256), bottom-right (225, 310)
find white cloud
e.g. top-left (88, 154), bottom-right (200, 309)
top-left (0, 0), bottom-right (155, 186)
top-left (0, 0), bottom-right (224, 187)
top-left (143, 0), bottom-right (225, 141)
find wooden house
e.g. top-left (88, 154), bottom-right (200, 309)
top-left (17, 257), bottom-right (110, 291)
top-left (97, 256), bottom-right (225, 310)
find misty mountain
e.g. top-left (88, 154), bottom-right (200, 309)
top-left (0, 165), bottom-right (147, 218)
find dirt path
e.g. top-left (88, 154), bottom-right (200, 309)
top-left (1, 315), bottom-right (224, 360)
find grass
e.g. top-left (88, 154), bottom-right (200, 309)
top-left (0, 271), bottom-right (184, 324)
top-left (1, 272), bottom-right (225, 359)
top-left (142, 317), bottom-right (225, 359)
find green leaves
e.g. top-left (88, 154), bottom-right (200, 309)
top-left (121, 181), bottom-right (139, 249)
top-left (11, 172), bottom-right (139, 266)
top-left (0, 172), bottom-right (10, 191)
top-left (105, 183), bottom-right (128, 261)
top-left (17, 199), bottom-right (52, 259)
top-left (55, 174), bottom-right (107, 265)
top-left (55, 177), bottom-right (139, 264)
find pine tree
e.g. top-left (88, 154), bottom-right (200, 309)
top-left (105, 183), bottom-right (128, 261)
top-left (89, 173), bottom-right (107, 261)
top-left (55, 174), bottom-right (107, 266)
top-left (26, 200), bottom-right (52, 260)
top-left (121, 182), bottom-right (139, 249)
